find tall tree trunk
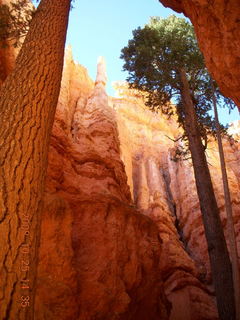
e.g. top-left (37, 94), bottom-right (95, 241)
top-left (212, 85), bottom-right (240, 320)
top-left (179, 68), bottom-right (235, 320)
top-left (0, 0), bottom-right (71, 319)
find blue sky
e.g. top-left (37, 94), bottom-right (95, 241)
top-left (33, 0), bottom-right (240, 125)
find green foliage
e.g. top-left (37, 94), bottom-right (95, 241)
top-left (120, 15), bottom-right (236, 160)
top-left (121, 16), bottom-right (202, 108)
top-left (0, 0), bottom-right (34, 48)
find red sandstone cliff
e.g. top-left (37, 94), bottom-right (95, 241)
top-left (0, 1), bottom-right (239, 318)
top-left (35, 52), bottom-right (240, 319)
top-left (35, 52), bottom-right (170, 320)
top-left (158, 0), bottom-right (240, 110)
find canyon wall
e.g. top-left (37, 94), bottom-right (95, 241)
top-left (35, 52), bottom-right (170, 320)
top-left (159, 0), bottom-right (240, 109)
top-left (111, 83), bottom-right (220, 320)
top-left (0, 1), bottom-right (239, 318)
top-left (112, 80), bottom-right (240, 282)
top-left (35, 52), bottom-right (240, 319)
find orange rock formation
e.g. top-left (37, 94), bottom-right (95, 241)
top-left (159, 0), bottom-right (240, 109)
top-left (0, 0), bottom-right (239, 317)
top-left (36, 51), bottom-right (240, 319)
top-left (35, 52), bottom-right (170, 320)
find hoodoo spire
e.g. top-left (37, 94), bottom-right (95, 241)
top-left (95, 56), bottom-right (107, 87)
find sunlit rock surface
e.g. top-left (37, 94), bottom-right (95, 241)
top-left (112, 82), bottom-right (220, 320)
top-left (35, 52), bottom-right (240, 319)
top-left (35, 53), bottom-right (170, 320)
top-left (35, 51), bottom-right (240, 319)
top-left (113, 81), bottom-right (240, 318)
top-left (1, 1), bottom-right (239, 315)
top-left (158, 0), bottom-right (240, 109)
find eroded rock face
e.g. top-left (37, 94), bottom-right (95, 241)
top-left (169, 137), bottom-right (240, 281)
top-left (35, 52), bottom-right (240, 319)
top-left (158, 0), bottom-right (240, 109)
top-left (36, 49), bottom-right (240, 318)
top-left (113, 82), bottom-right (240, 320)
top-left (35, 53), bottom-right (170, 320)
top-left (112, 83), bottom-right (222, 320)
top-left (1, 2), bottom-right (239, 316)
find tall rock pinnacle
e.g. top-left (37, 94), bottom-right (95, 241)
top-left (95, 56), bottom-right (107, 86)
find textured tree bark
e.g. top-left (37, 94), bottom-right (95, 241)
top-left (179, 68), bottom-right (235, 320)
top-left (0, 0), bottom-right (71, 319)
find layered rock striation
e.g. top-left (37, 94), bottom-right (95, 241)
top-left (113, 81), bottom-right (240, 318)
top-left (1, 27), bottom-right (239, 316)
top-left (35, 52), bottom-right (170, 320)
top-left (0, 0), bottom-right (239, 317)
top-left (112, 83), bottom-right (221, 320)
top-left (36, 53), bottom-right (240, 319)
